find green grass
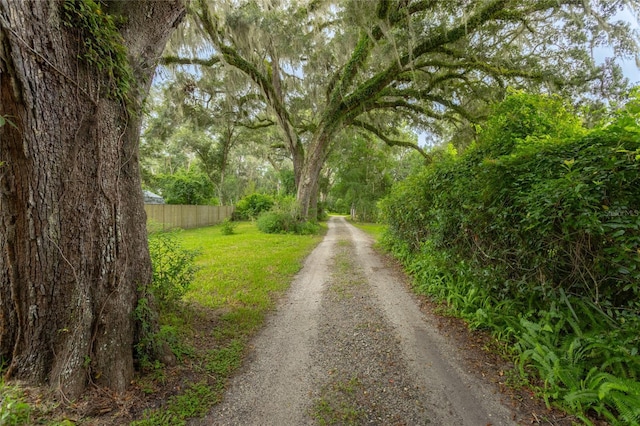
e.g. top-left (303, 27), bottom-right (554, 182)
top-left (180, 221), bottom-right (324, 310)
top-left (135, 221), bottom-right (325, 425)
top-left (349, 221), bottom-right (386, 242)
top-left (311, 376), bottom-right (365, 425)
top-left (131, 381), bottom-right (218, 426)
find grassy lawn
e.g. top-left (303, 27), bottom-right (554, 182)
top-left (132, 221), bottom-right (325, 425)
top-left (181, 221), bottom-right (322, 310)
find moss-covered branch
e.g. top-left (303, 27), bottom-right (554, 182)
top-left (236, 119), bottom-right (275, 130)
top-left (326, 0), bottom-right (438, 111)
top-left (322, 0), bottom-right (511, 133)
top-left (195, 0), bottom-right (299, 153)
top-left (343, 99), bottom-right (426, 124)
top-left (410, 0), bottom-right (509, 62)
top-left (350, 119), bottom-right (430, 160)
top-left (161, 55), bottom-right (220, 67)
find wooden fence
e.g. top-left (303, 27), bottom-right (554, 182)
top-left (144, 204), bottom-right (234, 230)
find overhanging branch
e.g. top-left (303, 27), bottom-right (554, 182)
top-left (350, 119), bottom-right (430, 160)
top-left (160, 55), bottom-right (220, 67)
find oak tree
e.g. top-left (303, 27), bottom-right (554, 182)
top-left (166, 0), bottom-right (637, 219)
top-left (0, 0), bottom-right (186, 397)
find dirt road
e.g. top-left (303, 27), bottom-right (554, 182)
top-left (192, 216), bottom-right (516, 425)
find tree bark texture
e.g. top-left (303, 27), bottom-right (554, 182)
top-left (296, 132), bottom-right (331, 219)
top-left (0, 0), bottom-right (185, 398)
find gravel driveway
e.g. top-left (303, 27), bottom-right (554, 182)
top-left (191, 216), bottom-right (516, 425)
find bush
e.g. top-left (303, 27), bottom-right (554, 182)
top-left (234, 193), bottom-right (275, 220)
top-left (382, 91), bottom-right (640, 310)
top-left (156, 169), bottom-right (217, 205)
top-left (257, 211), bottom-right (295, 234)
top-left (254, 195), bottom-right (321, 235)
top-left (148, 230), bottom-right (200, 307)
top-left (379, 90), bottom-right (640, 423)
top-left (256, 211), bottom-right (319, 235)
top-left (220, 218), bottom-right (236, 235)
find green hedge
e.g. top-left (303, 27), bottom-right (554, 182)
top-left (380, 90), bottom-right (640, 425)
top-left (381, 91), bottom-right (640, 310)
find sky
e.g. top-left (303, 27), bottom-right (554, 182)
top-left (596, 7), bottom-right (640, 85)
top-left (415, 8), bottom-right (640, 147)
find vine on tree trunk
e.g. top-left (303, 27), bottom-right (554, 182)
top-left (60, 0), bottom-right (135, 106)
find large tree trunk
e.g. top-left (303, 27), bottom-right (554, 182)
top-left (296, 132), bottom-right (331, 219)
top-left (0, 0), bottom-right (185, 398)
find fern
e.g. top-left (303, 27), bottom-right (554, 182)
top-left (565, 370), bottom-right (640, 426)
top-left (599, 378), bottom-right (640, 425)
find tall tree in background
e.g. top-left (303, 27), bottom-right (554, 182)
top-left (143, 69), bottom-right (272, 204)
top-left (164, 0), bottom-right (637, 218)
top-left (0, 0), bottom-right (186, 397)
top-left (327, 132), bottom-right (403, 221)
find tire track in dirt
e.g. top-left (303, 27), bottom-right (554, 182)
top-left (192, 216), bottom-right (516, 425)
top-left (346, 219), bottom-right (515, 425)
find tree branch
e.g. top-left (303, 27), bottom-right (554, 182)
top-left (195, 0), bottom-right (300, 154)
top-left (350, 119), bottom-right (430, 160)
top-left (236, 119), bottom-right (276, 130)
top-left (329, 0), bottom-right (510, 129)
top-left (160, 55), bottom-right (220, 67)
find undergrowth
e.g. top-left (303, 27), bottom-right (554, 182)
top-left (380, 89), bottom-right (640, 425)
top-left (0, 378), bottom-right (31, 425)
top-left (256, 196), bottom-right (321, 235)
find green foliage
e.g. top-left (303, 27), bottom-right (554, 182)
top-left (133, 295), bottom-right (161, 369)
top-left (380, 91), bottom-right (640, 424)
top-left (475, 89), bottom-right (585, 158)
top-left (131, 381), bottom-right (217, 426)
top-left (256, 211), bottom-right (320, 235)
top-left (234, 193), bottom-right (275, 220)
top-left (220, 218), bottom-right (237, 235)
top-left (137, 229), bottom-right (199, 366)
top-left (155, 169), bottom-right (217, 205)
top-left (278, 169), bottom-right (297, 196)
top-left (328, 135), bottom-right (393, 222)
top-left (608, 86), bottom-right (640, 137)
top-left (148, 230), bottom-right (200, 307)
top-left (61, 0), bottom-right (134, 104)
top-left (0, 380), bottom-right (31, 426)
top-left (256, 196), bottom-right (320, 235)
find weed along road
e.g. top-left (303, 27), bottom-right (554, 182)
top-left (191, 216), bottom-right (516, 425)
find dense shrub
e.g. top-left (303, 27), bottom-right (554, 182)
top-left (256, 196), bottom-right (320, 235)
top-left (256, 211), bottom-right (319, 235)
top-left (234, 193), bottom-right (275, 220)
top-left (156, 169), bottom-right (217, 205)
top-left (382, 91), bottom-right (640, 310)
top-left (148, 230), bottom-right (200, 307)
top-left (380, 90), bottom-right (640, 424)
